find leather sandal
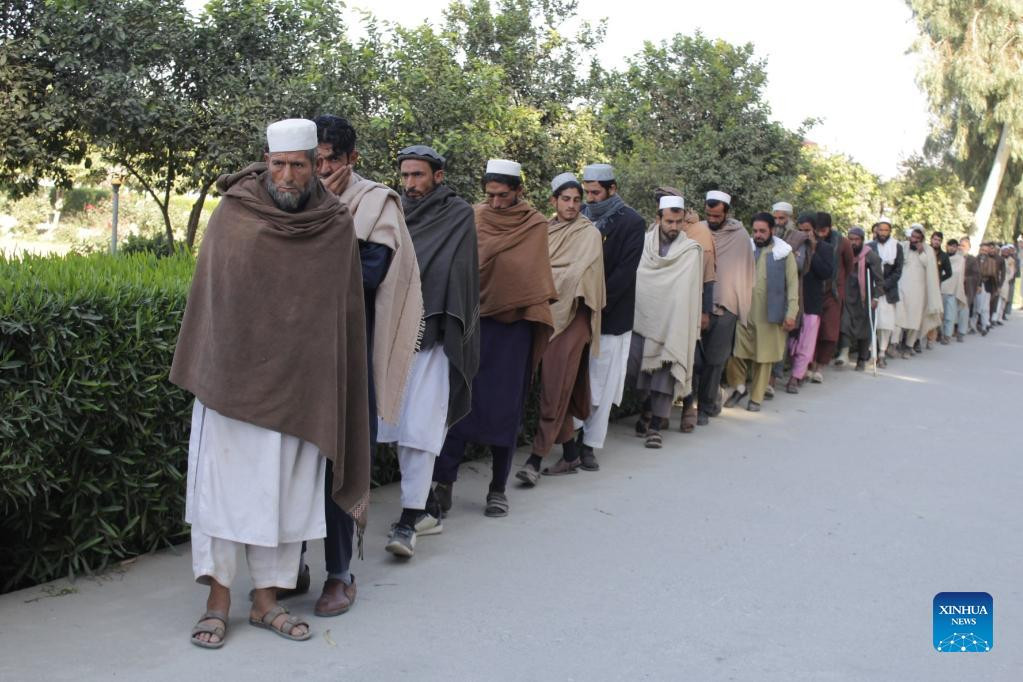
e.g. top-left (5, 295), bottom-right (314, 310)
top-left (190, 610), bottom-right (228, 649)
top-left (680, 406), bottom-right (697, 433)
top-left (249, 604), bottom-right (311, 641)
top-left (542, 457), bottom-right (580, 476)
top-left (484, 491), bottom-right (509, 517)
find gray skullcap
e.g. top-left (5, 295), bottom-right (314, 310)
top-left (397, 144), bottom-right (445, 168)
top-left (550, 172), bottom-right (579, 194)
top-left (848, 226), bottom-right (865, 239)
top-left (582, 163), bottom-right (615, 182)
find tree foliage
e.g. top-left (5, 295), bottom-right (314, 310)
top-left (791, 145), bottom-right (882, 231)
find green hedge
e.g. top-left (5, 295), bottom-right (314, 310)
top-left (1, 252), bottom-right (640, 593)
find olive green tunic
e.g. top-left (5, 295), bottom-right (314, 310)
top-left (733, 241), bottom-right (799, 364)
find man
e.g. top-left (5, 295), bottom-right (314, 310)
top-left (836, 226), bottom-right (883, 370)
top-left (629, 195), bottom-right (703, 446)
top-left (174, 119), bottom-right (370, 647)
top-left (784, 212), bottom-right (833, 392)
top-left (687, 190), bottom-right (752, 425)
top-left (433, 159), bottom-right (556, 518)
top-left (516, 172), bottom-right (604, 480)
top-left (810, 212), bottom-right (853, 382)
top-left (866, 218), bottom-right (903, 366)
top-left (995, 245), bottom-right (1016, 321)
top-left (924, 230), bottom-right (953, 346)
top-left (574, 164), bottom-right (645, 467)
top-left (941, 238), bottom-right (970, 342)
top-left (975, 242), bottom-right (998, 335)
top-left (894, 226), bottom-right (929, 356)
top-left (723, 213), bottom-right (798, 410)
top-left (310, 115), bottom-right (423, 614)
top-left (960, 235), bottom-right (981, 332)
top-left (677, 193), bottom-right (717, 431)
top-left (772, 201), bottom-right (796, 240)
top-left (377, 145), bottom-right (480, 558)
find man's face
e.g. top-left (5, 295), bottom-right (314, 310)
top-left (876, 223), bottom-right (891, 242)
top-left (264, 150), bottom-right (315, 211)
top-left (850, 234), bottom-right (864, 252)
top-left (910, 231), bottom-right (924, 249)
top-left (814, 224), bottom-right (832, 241)
top-left (797, 221), bottom-right (814, 235)
top-left (946, 242), bottom-right (958, 255)
top-left (751, 221), bottom-right (772, 247)
top-left (930, 234), bottom-right (942, 249)
top-left (705, 202), bottom-right (727, 229)
top-left (960, 238), bottom-right (971, 252)
top-left (659, 208), bottom-right (686, 242)
top-left (552, 187), bottom-right (582, 222)
top-left (484, 181), bottom-right (521, 209)
top-left (400, 159), bottom-right (442, 200)
top-left (772, 211), bottom-right (790, 229)
top-left (582, 181), bottom-right (613, 203)
top-left (315, 143), bottom-right (357, 178)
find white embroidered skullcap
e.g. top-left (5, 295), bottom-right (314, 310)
top-left (550, 172), bottom-right (579, 194)
top-left (706, 190), bottom-right (731, 205)
top-left (266, 119), bottom-right (317, 153)
top-left (659, 195), bottom-right (685, 210)
top-left (875, 216), bottom-right (893, 226)
top-left (582, 164), bottom-right (615, 182)
top-left (485, 159), bottom-right (521, 177)
top-left (772, 201), bottom-right (793, 214)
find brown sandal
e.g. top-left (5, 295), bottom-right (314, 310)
top-left (542, 457), bottom-right (580, 476)
top-left (190, 610), bottom-right (228, 649)
top-left (679, 407), bottom-right (697, 433)
top-left (249, 604), bottom-right (311, 641)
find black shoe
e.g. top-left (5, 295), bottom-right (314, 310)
top-left (578, 445), bottom-right (599, 471)
top-left (723, 388), bottom-right (747, 408)
top-left (855, 360), bottom-right (866, 371)
top-left (433, 482), bottom-right (453, 514)
top-left (696, 412), bottom-right (710, 426)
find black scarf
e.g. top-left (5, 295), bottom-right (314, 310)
top-left (582, 194), bottom-right (626, 233)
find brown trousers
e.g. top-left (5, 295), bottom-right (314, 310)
top-left (532, 308), bottom-right (592, 456)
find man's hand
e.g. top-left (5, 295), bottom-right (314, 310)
top-left (871, 298), bottom-right (879, 310)
top-left (321, 164), bottom-right (352, 196)
top-left (782, 317), bottom-right (797, 332)
top-left (700, 312), bottom-right (710, 331)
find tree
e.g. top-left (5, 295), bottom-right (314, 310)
top-left (908, 0), bottom-right (1023, 250)
top-left (791, 145), bottom-right (883, 231)
top-left (883, 155), bottom-right (975, 238)
top-left (596, 32), bottom-right (805, 222)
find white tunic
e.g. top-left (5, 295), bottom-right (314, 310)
top-left (377, 344), bottom-right (450, 455)
top-left (185, 401), bottom-right (326, 547)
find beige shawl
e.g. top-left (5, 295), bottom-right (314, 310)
top-left (633, 231), bottom-right (704, 398)
top-left (548, 214), bottom-right (606, 355)
top-left (707, 218), bottom-right (754, 324)
top-left (340, 172), bottom-right (424, 424)
top-left (944, 252), bottom-right (969, 306)
top-left (919, 243), bottom-right (945, 334)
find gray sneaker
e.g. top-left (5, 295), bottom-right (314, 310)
top-left (385, 524), bottom-right (416, 558)
top-left (413, 512), bottom-right (443, 536)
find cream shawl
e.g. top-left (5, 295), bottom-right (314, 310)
top-left (548, 214), bottom-right (606, 355)
top-left (633, 231), bottom-right (704, 398)
top-left (340, 172), bottom-right (424, 423)
top-left (919, 243), bottom-right (945, 334)
top-left (943, 252), bottom-right (968, 306)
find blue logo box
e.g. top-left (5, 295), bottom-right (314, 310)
top-left (933, 592), bottom-right (993, 652)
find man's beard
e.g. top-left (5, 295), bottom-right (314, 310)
top-left (266, 176), bottom-right (314, 212)
top-left (877, 234), bottom-right (889, 243)
top-left (708, 219), bottom-right (723, 231)
top-left (753, 236), bottom-right (771, 248)
top-left (852, 244), bottom-right (862, 255)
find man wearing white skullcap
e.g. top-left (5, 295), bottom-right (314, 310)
top-left (433, 159), bottom-right (557, 518)
top-left (574, 163), bottom-right (645, 468)
top-left (771, 202), bottom-right (796, 240)
top-left (628, 195), bottom-right (703, 447)
top-left (175, 118), bottom-right (370, 646)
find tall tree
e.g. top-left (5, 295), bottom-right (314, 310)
top-left (791, 145), bottom-right (883, 230)
top-left (908, 0), bottom-right (1023, 250)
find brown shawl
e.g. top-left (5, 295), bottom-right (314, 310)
top-left (706, 218), bottom-right (754, 324)
top-left (547, 214), bottom-right (605, 355)
top-left (339, 172), bottom-right (424, 424)
top-left (170, 163), bottom-right (371, 528)
top-left (476, 200), bottom-right (557, 368)
top-left (682, 220), bottom-right (717, 284)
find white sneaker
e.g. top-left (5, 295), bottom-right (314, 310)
top-left (810, 370), bottom-right (824, 384)
top-left (414, 512), bottom-right (443, 536)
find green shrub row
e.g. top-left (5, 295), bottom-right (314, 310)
top-left (0, 252), bottom-right (639, 593)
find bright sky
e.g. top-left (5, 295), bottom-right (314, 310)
top-left (188, 0), bottom-right (932, 179)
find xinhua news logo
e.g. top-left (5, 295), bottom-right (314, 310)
top-left (933, 592), bottom-right (993, 652)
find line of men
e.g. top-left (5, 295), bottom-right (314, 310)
top-left (174, 118), bottom-right (1018, 648)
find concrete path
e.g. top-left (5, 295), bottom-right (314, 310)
top-left (3, 321), bottom-right (1022, 681)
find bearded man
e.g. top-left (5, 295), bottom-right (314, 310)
top-left (836, 226), bottom-right (883, 370)
top-left (772, 201), bottom-right (796, 240)
top-left (517, 173), bottom-right (605, 481)
top-left (894, 226), bottom-right (930, 357)
top-left (377, 145), bottom-right (480, 558)
top-left (941, 238), bottom-right (969, 342)
top-left (809, 212), bottom-right (853, 382)
top-left (174, 119), bottom-right (370, 647)
top-left (866, 218), bottom-right (903, 366)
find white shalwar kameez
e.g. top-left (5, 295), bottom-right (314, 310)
top-left (575, 331), bottom-right (632, 449)
top-left (186, 401), bottom-right (326, 589)
top-left (377, 345), bottom-right (450, 509)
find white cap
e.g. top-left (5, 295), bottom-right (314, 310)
top-left (486, 158), bottom-right (521, 177)
top-left (909, 222), bottom-right (925, 231)
top-left (659, 195), bottom-right (685, 210)
top-left (550, 172), bottom-right (579, 194)
top-left (706, 190), bottom-right (731, 205)
top-left (875, 216), bottom-right (893, 226)
top-left (266, 118), bottom-right (317, 153)
top-left (582, 163), bottom-right (615, 182)
top-left (772, 201), bottom-right (793, 214)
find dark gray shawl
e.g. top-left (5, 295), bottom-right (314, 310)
top-left (401, 185), bottom-right (481, 427)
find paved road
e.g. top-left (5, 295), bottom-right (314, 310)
top-left (3, 321), bottom-right (1022, 681)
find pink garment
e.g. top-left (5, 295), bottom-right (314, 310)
top-left (788, 313), bottom-right (821, 380)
